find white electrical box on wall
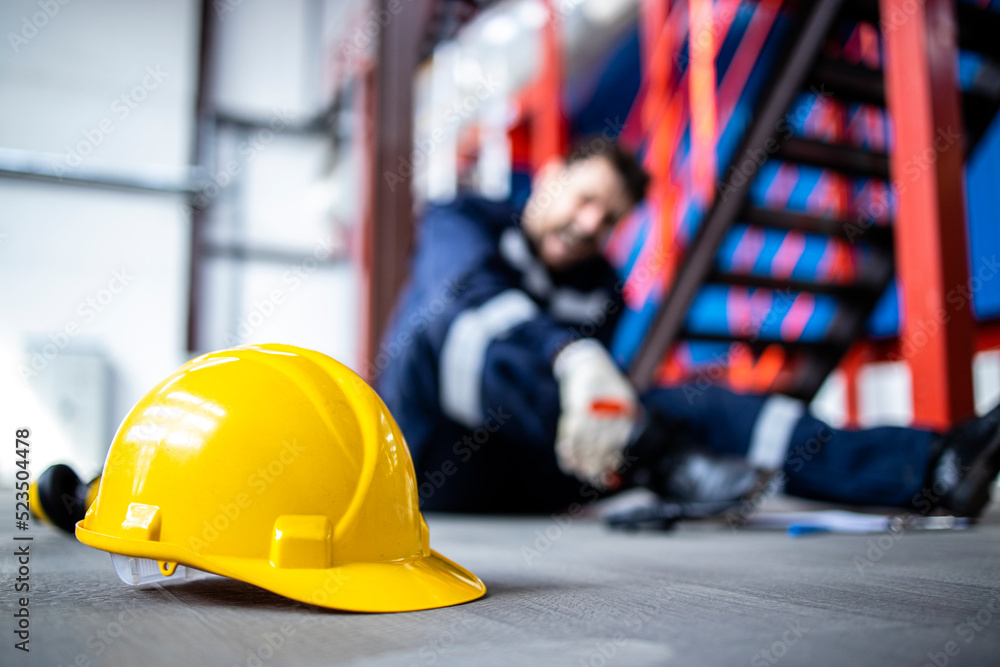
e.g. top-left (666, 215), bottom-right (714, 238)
top-left (21, 348), bottom-right (113, 481)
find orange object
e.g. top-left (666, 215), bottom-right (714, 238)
top-left (589, 398), bottom-right (634, 417)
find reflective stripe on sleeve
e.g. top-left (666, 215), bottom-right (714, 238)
top-left (439, 289), bottom-right (539, 428)
top-left (747, 395), bottom-right (805, 470)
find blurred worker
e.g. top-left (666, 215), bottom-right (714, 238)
top-left (376, 137), bottom-right (1000, 518)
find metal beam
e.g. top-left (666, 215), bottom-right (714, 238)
top-left (879, 0), bottom-right (975, 427)
top-left (741, 206), bottom-right (894, 246)
top-left (810, 58), bottom-right (886, 107)
top-left (202, 243), bottom-right (348, 265)
top-left (706, 271), bottom-right (882, 299)
top-left (0, 147), bottom-right (194, 194)
top-left (681, 331), bottom-right (840, 355)
top-left (776, 137), bottom-right (890, 180)
top-left (185, 0), bottom-right (218, 353)
top-left (363, 0), bottom-right (437, 374)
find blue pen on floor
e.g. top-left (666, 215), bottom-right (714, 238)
top-left (788, 525), bottom-right (832, 537)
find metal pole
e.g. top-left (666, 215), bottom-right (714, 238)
top-left (879, 0), bottom-right (976, 427)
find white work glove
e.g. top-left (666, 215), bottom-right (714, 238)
top-left (552, 339), bottom-right (640, 486)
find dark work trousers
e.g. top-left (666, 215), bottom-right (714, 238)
top-left (416, 385), bottom-right (938, 513)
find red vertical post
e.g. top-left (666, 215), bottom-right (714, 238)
top-left (640, 0), bottom-right (683, 382)
top-left (688, 0), bottom-right (717, 206)
top-left (641, 0), bottom-right (671, 191)
top-left (641, 0), bottom-right (679, 285)
top-left (879, 0), bottom-right (975, 428)
top-left (839, 343), bottom-right (866, 428)
top-left (360, 0), bottom-right (437, 379)
top-left (533, 0), bottom-right (567, 169)
top-left (357, 65), bottom-right (378, 375)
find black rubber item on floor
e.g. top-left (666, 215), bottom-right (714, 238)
top-left (34, 464), bottom-right (89, 534)
top-left (603, 499), bottom-right (745, 531)
top-left (622, 412), bottom-right (769, 506)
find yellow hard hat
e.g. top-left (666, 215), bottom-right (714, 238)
top-left (76, 344), bottom-right (485, 612)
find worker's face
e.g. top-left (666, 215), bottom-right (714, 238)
top-left (521, 155), bottom-right (635, 271)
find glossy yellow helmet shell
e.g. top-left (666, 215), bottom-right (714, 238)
top-left (76, 344), bottom-right (485, 612)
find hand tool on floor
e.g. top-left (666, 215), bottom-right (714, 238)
top-left (601, 408), bottom-right (773, 530)
top-left (29, 464), bottom-right (100, 534)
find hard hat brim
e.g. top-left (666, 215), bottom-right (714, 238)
top-left (76, 523), bottom-right (486, 613)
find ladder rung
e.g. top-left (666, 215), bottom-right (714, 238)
top-left (776, 138), bottom-right (890, 180)
top-left (707, 270), bottom-right (882, 299)
top-left (680, 331), bottom-right (841, 353)
top-left (741, 206), bottom-right (894, 246)
top-left (956, 2), bottom-right (1000, 64)
top-left (810, 59), bottom-right (885, 107)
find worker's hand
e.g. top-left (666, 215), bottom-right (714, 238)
top-left (552, 339), bottom-right (640, 486)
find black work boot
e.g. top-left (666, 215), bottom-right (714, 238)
top-left (928, 403), bottom-right (1000, 518)
top-left (621, 412), bottom-right (771, 505)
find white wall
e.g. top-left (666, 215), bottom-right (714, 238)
top-left (0, 0), bottom-right (200, 480)
top-left (193, 0), bottom-right (362, 364)
top-left (0, 183), bottom-right (191, 479)
top-left (0, 0), bottom-right (199, 170)
top-left (810, 352), bottom-right (1000, 434)
top-left (213, 0), bottom-right (319, 119)
top-left (0, 0), bottom-right (364, 484)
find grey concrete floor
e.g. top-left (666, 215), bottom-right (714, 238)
top-left (2, 494), bottom-right (999, 667)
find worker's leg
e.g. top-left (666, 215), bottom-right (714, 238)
top-left (641, 386), bottom-right (938, 508)
top-left (415, 422), bottom-right (586, 514)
